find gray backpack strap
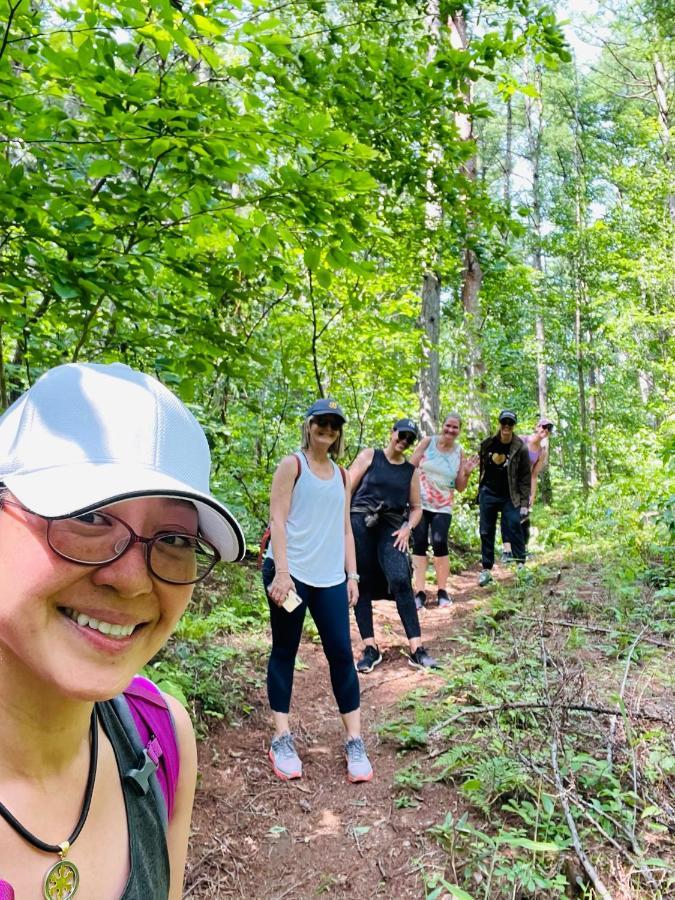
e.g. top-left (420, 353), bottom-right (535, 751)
top-left (111, 693), bottom-right (169, 831)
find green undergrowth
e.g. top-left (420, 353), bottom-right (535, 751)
top-left (144, 563), bottom-right (269, 736)
top-left (379, 480), bottom-right (674, 899)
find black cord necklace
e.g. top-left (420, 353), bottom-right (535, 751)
top-left (0, 706), bottom-right (98, 900)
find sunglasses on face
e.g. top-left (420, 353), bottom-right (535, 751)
top-left (397, 431), bottom-right (417, 446)
top-left (501, 420), bottom-right (515, 427)
top-left (312, 415), bottom-right (343, 430)
top-left (541, 424), bottom-right (554, 433)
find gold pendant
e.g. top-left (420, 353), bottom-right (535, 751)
top-left (43, 842), bottom-right (79, 900)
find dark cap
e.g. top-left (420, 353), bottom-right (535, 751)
top-left (305, 398), bottom-right (346, 422)
top-left (537, 416), bottom-right (554, 430)
top-left (498, 409), bottom-right (518, 425)
top-left (393, 418), bottom-right (419, 437)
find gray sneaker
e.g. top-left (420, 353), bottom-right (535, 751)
top-left (344, 737), bottom-right (373, 783)
top-left (437, 589), bottom-right (452, 608)
top-left (269, 732), bottom-right (302, 780)
top-left (478, 569), bottom-right (493, 587)
top-left (414, 591), bottom-right (426, 610)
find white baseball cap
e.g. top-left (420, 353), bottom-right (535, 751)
top-left (0, 362), bottom-right (246, 562)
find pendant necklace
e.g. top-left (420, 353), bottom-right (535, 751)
top-left (0, 706), bottom-right (98, 900)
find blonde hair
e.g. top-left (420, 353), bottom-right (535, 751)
top-left (301, 418), bottom-right (345, 460)
top-left (443, 412), bottom-right (462, 427)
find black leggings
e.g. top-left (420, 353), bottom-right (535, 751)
top-left (351, 513), bottom-right (421, 642)
top-left (501, 514), bottom-right (531, 548)
top-left (262, 559), bottom-right (360, 715)
top-left (411, 509), bottom-right (452, 557)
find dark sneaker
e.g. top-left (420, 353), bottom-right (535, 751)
top-left (415, 591), bottom-right (427, 610)
top-left (437, 589), bottom-right (452, 608)
top-left (408, 646), bottom-right (439, 669)
top-left (500, 550), bottom-right (513, 564)
top-left (356, 644), bottom-right (383, 674)
top-left (478, 569), bottom-right (493, 587)
top-left (268, 732), bottom-right (302, 780)
top-left (344, 737), bottom-right (373, 783)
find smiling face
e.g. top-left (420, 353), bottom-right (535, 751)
top-left (0, 495), bottom-right (196, 702)
top-left (389, 429), bottom-right (416, 453)
top-left (499, 420), bottom-right (515, 442)
top-left (309, 414), bottom-right (343, 451)
top-left (441, 416), bottom-right (461, 444)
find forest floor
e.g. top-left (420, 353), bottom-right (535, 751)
top-left (183, 557), bottom-right (674, 900)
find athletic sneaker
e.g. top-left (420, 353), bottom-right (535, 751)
top-left (500, 550), bottom-right (513, 564)
top-left (344, 737), bottom-right (373, 783)
top-left (437, 589), bottom-right (452, 608)
top-left (415, 591), bottom-right (427, 610)
top-left (268, 732), bottom-right (302, 780)
top-left (408, 646), bottom-right (439, 669)
top-left (356, 644), bottom-right (383, 674)
top-left (478, 569), bottom-right (493, 587)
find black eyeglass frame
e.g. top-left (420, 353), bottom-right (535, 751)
top-left (0, 498), bottom-right (220, 585)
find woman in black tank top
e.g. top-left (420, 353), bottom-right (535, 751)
top-left (349, 419), bottom-right (440, 673)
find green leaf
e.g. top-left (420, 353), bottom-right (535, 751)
top-left (304, 247), bottom-right (321, 270)
top-left (53, 282), bottom-right (80, 299)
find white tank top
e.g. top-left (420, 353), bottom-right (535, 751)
top-left (418, 436), bottom-right (462, 513)
top-left (268, 452), bottom-right (346, 587)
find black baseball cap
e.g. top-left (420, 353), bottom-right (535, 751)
top-left (305, 398), bottom-right (346, 422)
top-left (498, 409), bottom-right (518, 425)
top-left (393, 418), bottom-right (419, 438)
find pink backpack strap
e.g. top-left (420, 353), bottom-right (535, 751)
top-left (0, 881), bottom-right (15, 900)
top-left (122, 675), bottom-right (180, 821)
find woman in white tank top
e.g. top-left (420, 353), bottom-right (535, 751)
top-left (262, 399), bottom-right (373, 784)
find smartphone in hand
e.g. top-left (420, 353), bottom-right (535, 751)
top-left (282, 588), bottom-right (302, 613)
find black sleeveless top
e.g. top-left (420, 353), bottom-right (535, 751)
top-left (351, 448), bottom-right (414, 513)
top-left (97, 699), bottom-right (171, 900)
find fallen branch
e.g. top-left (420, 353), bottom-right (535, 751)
top-left (427, 700), bottom-right (670, 739)
top-left (550, 732), bottom-right (613, 900)
top-left (516, 616), bottom-right (672, 649)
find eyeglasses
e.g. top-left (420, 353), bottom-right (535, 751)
top-left (0, 499), bottom-right (219, 585)
top-left (397, 431), bottom-right (417, 446)
top-left (541, 423), bottom-right (554, 433)
top-left (500, 420), bottom-right (516, 427)
top-left (312, 415), bottom-right (343, 430)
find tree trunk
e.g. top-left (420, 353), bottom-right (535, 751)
top-left (653, 56), bottom-right (674, 222)
top-left (419, 273), bottom-right (441, 434)
top-left (417, 0), bottom-right (442, 436)
top-left (449, 7), bottom-right (488, 437)
top-left (575, 292), bottom-right (590, 495)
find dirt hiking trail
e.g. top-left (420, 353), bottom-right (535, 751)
top-left (185, 566), bottom-right (511, 900)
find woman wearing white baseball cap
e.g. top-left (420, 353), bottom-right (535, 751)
top-left (0, 362), bottom-right (245, 900)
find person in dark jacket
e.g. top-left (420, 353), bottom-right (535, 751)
top-left (477, 409), bottom-right (531, 586)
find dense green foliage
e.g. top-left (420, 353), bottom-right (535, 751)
top-left (6, 0), bottom-right (668, 540)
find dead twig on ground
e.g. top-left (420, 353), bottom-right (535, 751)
top-left (550, 732), bottom-right (613, 900)
top-left (427, 700), bottom-right (670, 744)
top-left (517, 616), bottom-right (672, 649)
top-left (273, 875), bottom-right (309, 900)
top-left (540, 634), bottom-right (613, 900)
top-left (607, 625), bottom-right (648, 769)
